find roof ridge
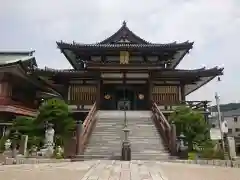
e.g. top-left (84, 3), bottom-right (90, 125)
top-left (0, 51), bottom-right (35, 56)
top-left (98, 21), bottom-right (150, 44)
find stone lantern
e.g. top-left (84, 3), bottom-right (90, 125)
top-left (121, 127), bottom-right (131, 161)
top-left (177, 132), bottom-right (188, 159)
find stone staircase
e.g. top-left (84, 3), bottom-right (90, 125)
top-left (83, 111), bottom-right (124, 159)
top-left (84, 110), bottom-right (170, 160)
top-left (127, 111), bottom-right (170, 160)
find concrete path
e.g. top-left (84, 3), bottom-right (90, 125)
top-left (0, 160), bottom-right (240, 180)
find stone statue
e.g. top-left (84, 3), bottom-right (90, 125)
top-left (45, 123), bottom-right (55, 147)
top-left (4, 139), bottom-right (11, 151)
top-left (38, 123), bottom-right (55, 157)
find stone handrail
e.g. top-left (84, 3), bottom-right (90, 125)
top-left (79, 102), bottom-right (97, 154)
top-left (152, 102), bottom-right (176, 155)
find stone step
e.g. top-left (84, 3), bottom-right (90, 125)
top-left (85, 146), bottom-right (121, 149)
top-left (87, 142), bottom-right (122, 145)
top-left (73, 154), bottom-right (121, 160)
top-left (86, 110), bottom-right (169, 160)
top-left (131, 157), bottom-right (170, 160)
top-left (91, 133), bottom-right (123, 136)
top-left (85, 151), bottom-right (121, 154)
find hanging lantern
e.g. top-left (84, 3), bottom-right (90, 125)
top-left (138, 94), bottom-right (144, 100)
top-left (104, 94), bottom-right (111, 100)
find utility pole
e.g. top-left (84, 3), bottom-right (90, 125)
top-left (215, 92), bottom-right (225, 154)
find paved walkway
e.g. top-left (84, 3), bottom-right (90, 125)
top-left (0, 160), bottom-right (240, 180)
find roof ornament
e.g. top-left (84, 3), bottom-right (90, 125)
top-left (122, 20), bottom-right (127, 27)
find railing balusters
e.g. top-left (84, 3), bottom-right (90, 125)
top-left (79, 102), bottom-right (97, 154)
top-left (152, 102), bottom-right (173, 153)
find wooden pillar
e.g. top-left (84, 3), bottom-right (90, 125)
top-left (0, 82), bottom-right (12, 97)
top-left (148, 72), bottom-right (153, 108)
top-left (180, 84), bottom-right (185, 102)
top-left (96, 79), bottom-right (101, 110)
top-left (67, 84), bottom-right (71, 103)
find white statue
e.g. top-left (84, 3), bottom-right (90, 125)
top-left (55, 146), bottom-right (63, 157)
top-left (38, 123), bottom-right (55, 157)
top-left (45, 123), bottom-right (55, 147)
top-left (4, 139), bottom-right (11, 151)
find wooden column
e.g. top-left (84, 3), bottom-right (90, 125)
top-left (96, 79), bottom-right (101, 110)
top-left (180, 84), bottom-right (185, 102)
top-left (148, 72), bottom-right (153, 108)
top-left (0, 82), bottom-right (12, 97)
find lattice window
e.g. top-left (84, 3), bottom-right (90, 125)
top-left (152, 86), bottom-right (179, 105)
top-left (69, 85), bottom-right (96, 105)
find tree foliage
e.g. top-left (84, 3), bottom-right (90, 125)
top-left (11, 116), bottom-right (35, 136)
top-left (170, 106), bottom-right (209, 150)
top-left (34, 98), bottom-right (75, 138)
top-left (10, 98), bottom-right (76, 148)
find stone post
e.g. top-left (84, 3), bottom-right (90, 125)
top-left (75, 120), bottom-right (82, 156)
top-left (170, 124), bottom-right (177, 156)
top-left (121, 127), bottom-right (131, 161)
top-left (19, 135), bottom-right (28, 157)
top-left (11, 131), bottom-right (19, 158)
top-left (227, 136), bottom-right (236, 160)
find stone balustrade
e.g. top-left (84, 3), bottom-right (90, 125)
top-left (164, 159), bottom-right (240, 168)
top-left (2, 157), bottom-right (71, 165)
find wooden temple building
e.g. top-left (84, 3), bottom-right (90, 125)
top-left (0, 21), bottom-right (223, 137)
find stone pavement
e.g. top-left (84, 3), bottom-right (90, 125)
top-left (0, 160), bottom-right (240, 180)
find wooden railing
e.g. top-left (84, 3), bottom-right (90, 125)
top-left (157, 100), bottom-right (210, 112)
top-left (152, 102), bottom-right (176, 155)
top-left (79, 102), bottom-right (97, 154)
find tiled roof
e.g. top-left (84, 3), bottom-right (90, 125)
top-left (98, 21), bottom-right (151, 44)
top-left (0, 51), bottom-right (37, 66)
top-left (222, 108), bottom-right (240, 117)
top-left (0, 51), bottom-right (35, 55)
top-left (57, 41), bottom-right (194, 49)
top-left (33, 66), bottom-right (223, 76)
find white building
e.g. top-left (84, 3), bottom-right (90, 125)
top-left (222, 109), bottom-right (240, 137)
top-left (209, 109), bottom-right (240, 137)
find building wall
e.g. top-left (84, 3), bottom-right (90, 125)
top-left (211, 116), bottom-right (240, 137)
top-left (225, 116), bottom-right (240, 137)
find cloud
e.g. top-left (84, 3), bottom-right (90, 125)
top-left (0, 0), bottom-right (240, 104)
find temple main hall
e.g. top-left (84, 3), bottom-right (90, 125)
top-left (0, 21), bottom-right (223, 137)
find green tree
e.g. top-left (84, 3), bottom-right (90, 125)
top-left (34, 98), bottom-right (75, 139)
top-left (11, 116), bottom-right (35, 136)
top-left (170, 106), bottom-right (209, 150)
top-left (10, 116), bottom-right (44, 148)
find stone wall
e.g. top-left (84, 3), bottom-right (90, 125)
top-left (2, 157), bottom-right (240, 168)
top-left (2, 157), bottom-right (71, 165)
top-left (165, 159), bottom-right (240, 168)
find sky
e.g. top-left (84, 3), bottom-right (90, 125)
top-left (0, 0), bottom-right (240, 104)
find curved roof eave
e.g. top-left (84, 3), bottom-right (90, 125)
top-left (0, 61), bottom-right (62, 98)
top-left (185, 67), bottom-right (224, 95)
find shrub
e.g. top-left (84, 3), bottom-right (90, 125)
top-left (200, 147), bottom-right (224, 160)
top-left (188, 151), bottom-right (198, 160)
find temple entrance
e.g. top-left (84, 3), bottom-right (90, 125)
top-left (100, 84), bottom-right (149, 110)
top-left (116, 87), bottom-right (134, 110)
